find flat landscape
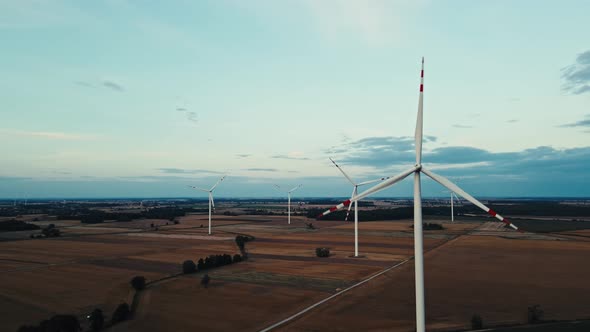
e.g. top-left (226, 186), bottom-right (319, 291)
top-left (1, 199), bottom-right (590, 332)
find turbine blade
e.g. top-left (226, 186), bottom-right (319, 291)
top-left (210, 193), bottom-right (215, 211)
top-left (288, 184), bottom-right (302, 193)
top-left (357, 176), bottom-right (391, 186)
top-left (415, 57), bottom-right (424, 165)
top-left (329, 158), bottom-right (356, 185)
top-left (317, 166), bottom-right (417, 218)
top-left (273, 184), bottom-right (283, 192)
top-left (344, 186), bottom-right (356, 221)
top-left (210, 175), bottom-right (226, 191)
top-left (421, 168), bottom-right (519, 231)
top-left (188, 185), bottom-right (209, 193)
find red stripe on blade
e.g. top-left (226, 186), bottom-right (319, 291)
top-left (329, 207), bottom-right (337, 212)
top-left (420, 84), bottom-right (423, 92)
top-left (487, 209), bottom-right (497, 217)
top-left (343, 199), bottom-right (351, 206)
top-left (421, 70), bottom-right (424, 77)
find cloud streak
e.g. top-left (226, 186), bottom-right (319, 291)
top-left (0, 129), bottom-right (97, 140)
top-left (558, 115), bottom-right (590, 128)
top-left (102, 80), bottom-right (124, 92)
top-left (271, 155), bottom-right (310, 161)
top-left (176, 107), bottom-right (198, 124)
top-left (243, 168), bottom-right (279, 172)
top-left (561, 50), bottom-right (590, 95)
top-left (157, 168), bottom-right (223, 175)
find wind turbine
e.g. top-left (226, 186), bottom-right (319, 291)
top-left (329, 157), bottom-right (389, 257)
top-left (317, 58), bottom-right (519, 332)
top-left (442, 190), bottom-right (460, 222)
top-left (274, 184), bottom-right (302, 224)
top-left (188, 175), bottom-right (226, 235)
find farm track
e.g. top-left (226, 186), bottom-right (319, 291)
top-left (259, 230), bottom-right (468, 332)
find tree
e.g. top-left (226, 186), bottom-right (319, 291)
top-left (111, 303), bottom-right (130, 324)
top-left (233, 254), bottom-right (242, 263)
top-left (201, 274), bottom-right (210, 288)
top-left (471, 314), bottom-right (483, 329)
top-left (182, 260), bottom-right (197, 274)
top-left (315, 247), bottom-right (330, 257)
top-left (235, 236), bottom-right (246, 251)
top-left (204, 257), bottom-right (213, 269)
top-left (197, 258), bottom-right (205, 270)
top-left (130, 276), bottom-right (146, 290)
top-left (88, 309), bottom-right (104, 331)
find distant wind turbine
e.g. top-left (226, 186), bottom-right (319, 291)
top-left (442, 190), bottom-right (460, 222)
top-left (188, 175), bottom-right (226, 235)
top-left (318, 58), bottom-right (519, 332)
top-left (274, 184), bottom-right (302, 224)
top-left (329, 157), bottom-right (389, 257)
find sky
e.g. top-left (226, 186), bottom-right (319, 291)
top-left (1, 0), bottom-right (589, 199)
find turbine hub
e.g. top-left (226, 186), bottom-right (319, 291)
top-left (415, 164), bottom-right (422, 171)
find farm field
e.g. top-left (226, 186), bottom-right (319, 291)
top-left (0, 213), bottom-right (422, 331)
top-left (279, 226), bottom-right (590, 332)
top-left (1, 204), bottom-right (590, 332)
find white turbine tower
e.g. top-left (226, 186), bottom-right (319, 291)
top-left (318, 58), bottom-right (519, 332)
top-left (329, 158), bottom-right (389, 257)
top-left (274, 184), bottom-right (302, 224)
top-left (188, 175), bottom-right (226, 235)
top-left (443, 190), bottom-right (460, 222)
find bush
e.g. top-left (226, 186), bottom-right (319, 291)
top-left (410, 223), bottom-right (444, 230)
top-left (201, 274), bottom-right (210, 288)
top-left (471, 314), bottom-right (483, 329)
top-left (41, 224), bottom-right (61, 237)
top-left (111, 303), bottom-right (130, 324)
top-left (130, 276), bottom-right (146, 290)
top-left (527, 304), bottom-right (544, 324)
top-left (88, 308), bottom-right (104, 331)
top-left (182, 260), bottom-right (197, 274)
top-left (316, 247), bottom-right (330, 257)
top-left (233, 254), bottom-right (242, 263)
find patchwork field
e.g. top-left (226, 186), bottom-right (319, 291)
top-left (1, 211), bottom-right (590, 332)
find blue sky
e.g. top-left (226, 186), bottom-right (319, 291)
top-left (1, 0), bottom-right (589, 198)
